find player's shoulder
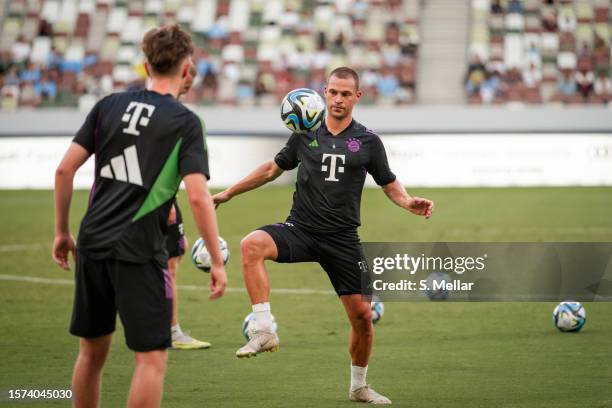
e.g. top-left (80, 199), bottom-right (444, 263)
top-left (183, 107), bottom-right (205, 129)
top-left (351, 120), bottom-right (381, 140)
top-left (90, 92), bottom-right (118, 111)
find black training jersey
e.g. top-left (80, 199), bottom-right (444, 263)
top-left (274, 119), bottom-right (396, 233)
top-left (73, 89), bottom-right (209, 262)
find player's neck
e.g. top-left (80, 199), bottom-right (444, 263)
top-left (147, 78), bottom-right (181, 99)
top-left (325, 115), bottom-right (353, 136)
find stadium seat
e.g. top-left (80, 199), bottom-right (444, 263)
top-left (78, 0), bottom-right (96, 15)
top-left (41, 1), bottom-right (60, 24)
top-left (191, 0), bottom-right (217, 33)
top-left (30, 37), bottom-right (52, 64)
top-left (117, 45), bottom-right (138, 64)
top-left (228, 0), bottom-right (250, 33)
top-left (262, 0), bottom-right (283, 25)
top-left (86, 6), bottom-right (108, 52)
top-left (557, 51), bottom-right (577, 70)
top-left (121, 16), bottom-right (144, 44)
top-left (0, 17), bottom-right (22, 52)
top-left (56, 0), bottom-right (78, 35)
top-left (106, 7), bottom-right (127, 34)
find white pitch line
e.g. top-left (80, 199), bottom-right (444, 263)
top-left (0, 243), bottom-right (47, 252)
top-left (0, 274), bottom-right (335, 295)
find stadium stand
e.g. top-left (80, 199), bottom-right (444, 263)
top-left (467, 0), bottom-right (612, 105)
top-left (0, 0), bottom-right (421, 109)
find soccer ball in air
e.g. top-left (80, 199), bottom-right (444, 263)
top-left (280, 88), bottom-right (326, 134)
top-left (424, 272), bottom-right (451, 301)
top-left (371, 298), bottom-right (385, 324)
top-left (191, 236), bottom-right (229, 272)
top-left (553, 301), bottom-right (586, 332)
top-left (241, 312), bottom-right (278, 340)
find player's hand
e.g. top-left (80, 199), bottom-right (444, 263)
top-left (212, 191), bottom-right (231, 209)
top-left (208, 264), bottom-right (227, 300)
top-left (52, 233), bottom-right (76, 271)
top-left (407, 197), bottom-right (434, 219)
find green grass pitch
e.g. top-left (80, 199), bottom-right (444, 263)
top-left (1, 187), bottom-right (611, 407)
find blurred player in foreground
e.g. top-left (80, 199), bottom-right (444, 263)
top-left (168, 62), bottom-right (212, 350)
top-left (214, 67), bottom-right (434, 404)
top-left (52, 25), bottom-right (226, 408)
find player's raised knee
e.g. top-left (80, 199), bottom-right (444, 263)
top-left (350, 306), bottom-right (373, 333)
top-left (356, 308), bottom-right (373, 325)
top-left (240, 232), bottom-right (268, 263)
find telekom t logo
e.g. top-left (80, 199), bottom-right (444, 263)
top-left (121, 102), bottom-right (156, 136)
top-left (321, 153), bottom-right (345, 182)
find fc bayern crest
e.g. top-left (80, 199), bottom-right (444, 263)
top-left (346, 138), bottom-right (362, 153)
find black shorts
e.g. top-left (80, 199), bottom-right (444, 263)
top-left (70, 252), bottom-right (172, 351)
top-left (258, 222), bottom-right (371, 296)
top-left (167, 202), bottom-right (185, 258)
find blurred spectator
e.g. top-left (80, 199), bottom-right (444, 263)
top-left (575, 68), bottom-right (594, 99)
top-left (480, 70), bottom-right (502, 104)
top-left (385, 22), bottom-right (400, 46)
top-left (20, 81), bottom-right (41, 106)
top-left (398, 60), bottom-right (416, 91)
top-left (557, 70), bottom-right (577, 97)
top-left (313, 33), bottom-right (331, 69)
top-left (331, 32), bottom-right (347, 55)
top-left (507, 0), bottom-right (523, 14)
top-left (308, 68), bottom-right (326, 94)
top-left (593, 32), bottom-right (607, 52)
top-left (465, 55), bottom-right (486, 95)
top-left (364, 41), bottom-right (383, 70)
top-left (377, 67), bottom-right (400, 101)
top-left (21, 62), bottom-right (41, 83)
top-left (503, 67), bottom-right (523, 89)
top-left (38, 19), bottom-right (53, 37)
top-left (558, 8), bottom-right (576, 33)
top-left (522, 62), bottom-right (542, 88)
top-left (382, 23), bottom-right (401, 66)
top-left (524, 41), bottom-right (542, 67)
top-left (34, 72), bottom-right (57, 100)
top-left (490, 0), bottom-right (504, 14)
top-left (486, 59), bottom-right (507, 75)
top-left (275, 68), bottom-right (295, 101)
top-left (4, 66), bottom-right (20, 86)
top-left (542, 12), bottom-right (557, 32)
top-left (47, 47), bottom-right (63, 71)
top-left (594, 71), bottom-right (612, 98)
top-left (255, 63), bottom-right (275, 102)
top-left (1, 85), bottom-right (20, 109)
top-left (361, 68), bottom-right (380, 99)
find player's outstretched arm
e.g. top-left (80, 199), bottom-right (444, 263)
top-left (53, 143), bottom-right (90, 270)
top-left (212, 159), bottom-right (284, 207)
top-left (183, 173), bottom-right (227, 299)
top-left (382, 179), bottom-right (434, 219)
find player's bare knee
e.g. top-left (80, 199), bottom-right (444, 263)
top-left (78, 344), bottom-right (109, 367)
top-left (352, 309), bottom-right (373, 333)
top-left (134, 350), bottom-right (167, 373)
top-left (240, 235), bottom-right (266, 264)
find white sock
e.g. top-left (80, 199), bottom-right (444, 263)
top-left (171, 324), bottom-right (183, 339)
top-left (252, 302), bottom-right (273, 332)
top-left (350, 364), bottom-right (368, 391)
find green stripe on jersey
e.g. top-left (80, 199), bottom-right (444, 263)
top-left (132, 139), bottom-right (182, 222)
